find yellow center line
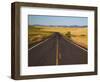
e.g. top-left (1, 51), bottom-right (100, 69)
top-left (59, 52), bottom-right (62, 60)
top-left (56, 39), bottom-right (59, 65)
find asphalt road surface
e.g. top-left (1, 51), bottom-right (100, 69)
top-left (28, 33), bottom-right (87, 66)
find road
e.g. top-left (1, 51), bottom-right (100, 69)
top-left (28, 33), bottom-right (87, 66)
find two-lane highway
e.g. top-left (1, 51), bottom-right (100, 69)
top-left (28, 33), bottom-right (87, 66)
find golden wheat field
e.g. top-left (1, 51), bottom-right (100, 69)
top-left (28, 26), bottom-right (88, 48)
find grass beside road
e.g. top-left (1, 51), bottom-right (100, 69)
top-left (71, 35), bottom-right (88, 49)
top-left (39, 26), bottom-right (88, 48)
top-left (28, 26), bottom-right (53, 48)
top-left (62, 28), bottom-right (88, 49)
top-left (28, 26), bottom-right (88, 49)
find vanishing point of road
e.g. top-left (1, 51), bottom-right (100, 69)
top-left (28, 32), bottom-right (87, 66)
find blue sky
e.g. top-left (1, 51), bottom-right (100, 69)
top-left (28, 15), bottom-right (88, 26)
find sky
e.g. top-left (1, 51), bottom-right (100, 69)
top-left (28, 15), bottom-right (88, 26)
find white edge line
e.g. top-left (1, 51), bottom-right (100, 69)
top-left (63, 37), bottom-right (87, 52)
top-left (28, 38), bottom-right (50, 51)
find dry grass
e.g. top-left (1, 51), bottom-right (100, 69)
top-left (28, 26), bottom-right (53, 48)
top-left (42, 27), bottom-right (87, 35)
top-left (71, 36), bottom-right (88, 48)
top-left (70, 28), bottom-right (88, 48)
top-left (41, 27), bottom-right (88, 48)
top-left (28, 26), bottom-right (88, 48)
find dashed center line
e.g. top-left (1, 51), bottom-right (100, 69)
top-left (56, 38), bottom-right (59, 65)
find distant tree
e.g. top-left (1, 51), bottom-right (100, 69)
top-left (66, 31), bottom-right (71, 39)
